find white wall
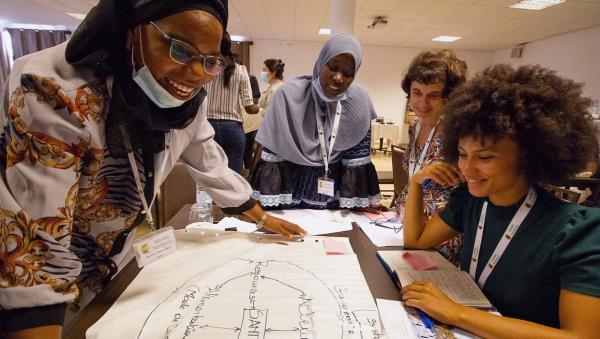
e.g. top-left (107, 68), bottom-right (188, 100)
top-left (493, 25), bottom-right (600, 108)
top-left (250, 39), bottom-right (494, 143)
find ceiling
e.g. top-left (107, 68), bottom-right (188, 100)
top-left (1, 0), bottom-right (599, 51)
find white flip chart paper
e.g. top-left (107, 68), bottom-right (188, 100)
top-left (87, 230), bottom-right (385, 339)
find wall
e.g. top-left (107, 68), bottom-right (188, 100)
top-left (250, 39), bottom-right (494, 143)
top-left (493, 25), bottom-right (600, 109)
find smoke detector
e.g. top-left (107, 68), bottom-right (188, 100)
top-left (367, 16), bottom-right (388, 29)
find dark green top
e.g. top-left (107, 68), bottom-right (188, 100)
top-left (439, 184), bottom-right (600, 328)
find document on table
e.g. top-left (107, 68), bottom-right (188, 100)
top-left (215, 217), bottom-right (258, 232)
top-left (376, 299), bottom-right (482, 339)
top-left (376, 299), bottom-right (417, 339)
top-left (378, 251), bottom-right (492, 308)
top-left (87, 230), bottom-right (384, 339)
top-left (268, 209), bottom-right (353, 235)
top-left (350, 212), bottom-right (404, 247)
top-left (186, 217), bottom-right (258, 233)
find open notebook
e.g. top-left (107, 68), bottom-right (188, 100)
top-left (377, 250), bottom-right (492, 308)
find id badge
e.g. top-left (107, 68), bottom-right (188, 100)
top-left (317, 177), bottom-right (335, 197)
top-left (132, 226), bottom-right (177, 267)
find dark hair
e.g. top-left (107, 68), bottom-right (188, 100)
top-left (220, 32), bottom-right (235, 88)
top-left (264, 58), bottom-right (285, 80)
top-left (441, 64), bottom-right (599, 184)
top-left (222, 61), bottom-right (235, 88)
top-left (402, 49), bottom-right (467, 98)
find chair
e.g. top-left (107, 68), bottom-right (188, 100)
top-left (158, 162), bottom-right (196, 226)
top-left (541, 184), bottom-right (581, 203)
top-left (248, 142), bottom-right (263, 179)
top-left (390, 144), bottom-right (409, 207)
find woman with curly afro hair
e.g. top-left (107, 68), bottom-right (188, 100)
top-left (401, 64), bottom-right (600, 337)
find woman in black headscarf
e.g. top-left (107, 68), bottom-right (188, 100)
top-left (0, 1), bottom-right (304, 337)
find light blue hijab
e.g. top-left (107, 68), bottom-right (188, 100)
top-left (256, 33), bottom-right (376, 166)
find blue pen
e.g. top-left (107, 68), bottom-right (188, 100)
top-left (416, 309), bottom-right (435, 332)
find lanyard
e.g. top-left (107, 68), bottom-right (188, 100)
top-left (469, 187), bottom-right (536, 288)
top-left (316, 101), bottom-right (342, 176)
top-left (408, 119), bottom-right (438, 176)
top-left (119, 125), bottom-right (156, 230)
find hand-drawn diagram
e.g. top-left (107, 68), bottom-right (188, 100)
top-left (136, 257), bottom-right (382, 339)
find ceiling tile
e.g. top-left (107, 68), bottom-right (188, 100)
top-left (1, 0), bottom-right (599, 52)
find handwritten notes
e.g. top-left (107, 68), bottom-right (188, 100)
top-left (87, 231), bottom-right (383, 339)
top-left (378, 251), bottom-right (492, 308)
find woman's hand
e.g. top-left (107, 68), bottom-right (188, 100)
top-left (401, 280), bottom-right (467, 326)
top-left (261, 215), bottom-right (307, 240)
top-left (412, 162), bottom-right (463, 187)
top-left (243, 203), bottom-right (306, 240)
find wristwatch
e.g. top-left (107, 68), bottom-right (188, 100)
top-left (256, 214), bottom-right (268, 229)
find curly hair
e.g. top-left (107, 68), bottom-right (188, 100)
top-left (441, 64), bottom-right (599, 184)
top-left (264, 58), bottom-right (285, 80)
top-left (402, 49), bottom-right (467, 98)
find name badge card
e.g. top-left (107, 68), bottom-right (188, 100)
top-left (318, 177), bottom-right (335, 197)
top-left (133, 226), bottom-right (177, 267)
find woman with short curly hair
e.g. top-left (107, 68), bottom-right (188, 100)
top-left (395, 49), bottom-right (468, 265)
top-left (401, 64), bottom-right (600, 337)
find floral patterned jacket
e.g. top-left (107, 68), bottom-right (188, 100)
top-left (0, 43), bottom-right (252, 317)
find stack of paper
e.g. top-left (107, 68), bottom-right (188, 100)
top-left (350, 212), bottom-right (404, 247)
top-left (186, 217), bottom-right (258, 233)
top-left (376, 299), bottom-right (481, 339)
top-left (186, 209), bottom-right (353, 236)
top-left (268, 209), bottom-right (353, 235)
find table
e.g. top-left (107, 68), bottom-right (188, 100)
top-left (371, 122), bottom-right (401, 151)
top-left (63, 206), bottom-right (401, 339)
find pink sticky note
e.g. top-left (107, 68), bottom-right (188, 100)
top-left (402, 252), bottom-right (438, 270)
top-left (323, 238), bottom-right (349, 255)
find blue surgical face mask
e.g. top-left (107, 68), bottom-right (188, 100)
top-left (312, 78), bottom-right (347, 103)
top-left (260, 71), bottom-right (269, 83)
top-left (131, 28), bottom-right (191, 108)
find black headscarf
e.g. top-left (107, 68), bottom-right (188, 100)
top-left (66, 0), bottom-right (228, 156)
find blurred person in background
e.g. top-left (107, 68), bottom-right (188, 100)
top-left (243, 58), bottom-right (285, 170)
top-left (204, 34), bottom-right (258, 173)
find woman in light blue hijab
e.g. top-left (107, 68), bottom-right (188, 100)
top-left (253, 33), bottom-right (380, 209)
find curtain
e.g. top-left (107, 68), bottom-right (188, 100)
top-left (0, 30), bottom-right (13, 93)
top-left (7, 29), bottom-right (69, 60)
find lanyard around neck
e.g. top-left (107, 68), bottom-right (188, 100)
top-left (316, 101), bottom-right (342, 176)
top-left (409, 119), bottom-right (438, 176)
top-left (119, 124), bottom-right (155, 229)
top-left (469, 187), bottom-right (537, 288)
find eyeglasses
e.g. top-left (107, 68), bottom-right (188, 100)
top-left (149, 21), bottom-right (227, 75)
top-left (371, 217), bottom-right (403, 233)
